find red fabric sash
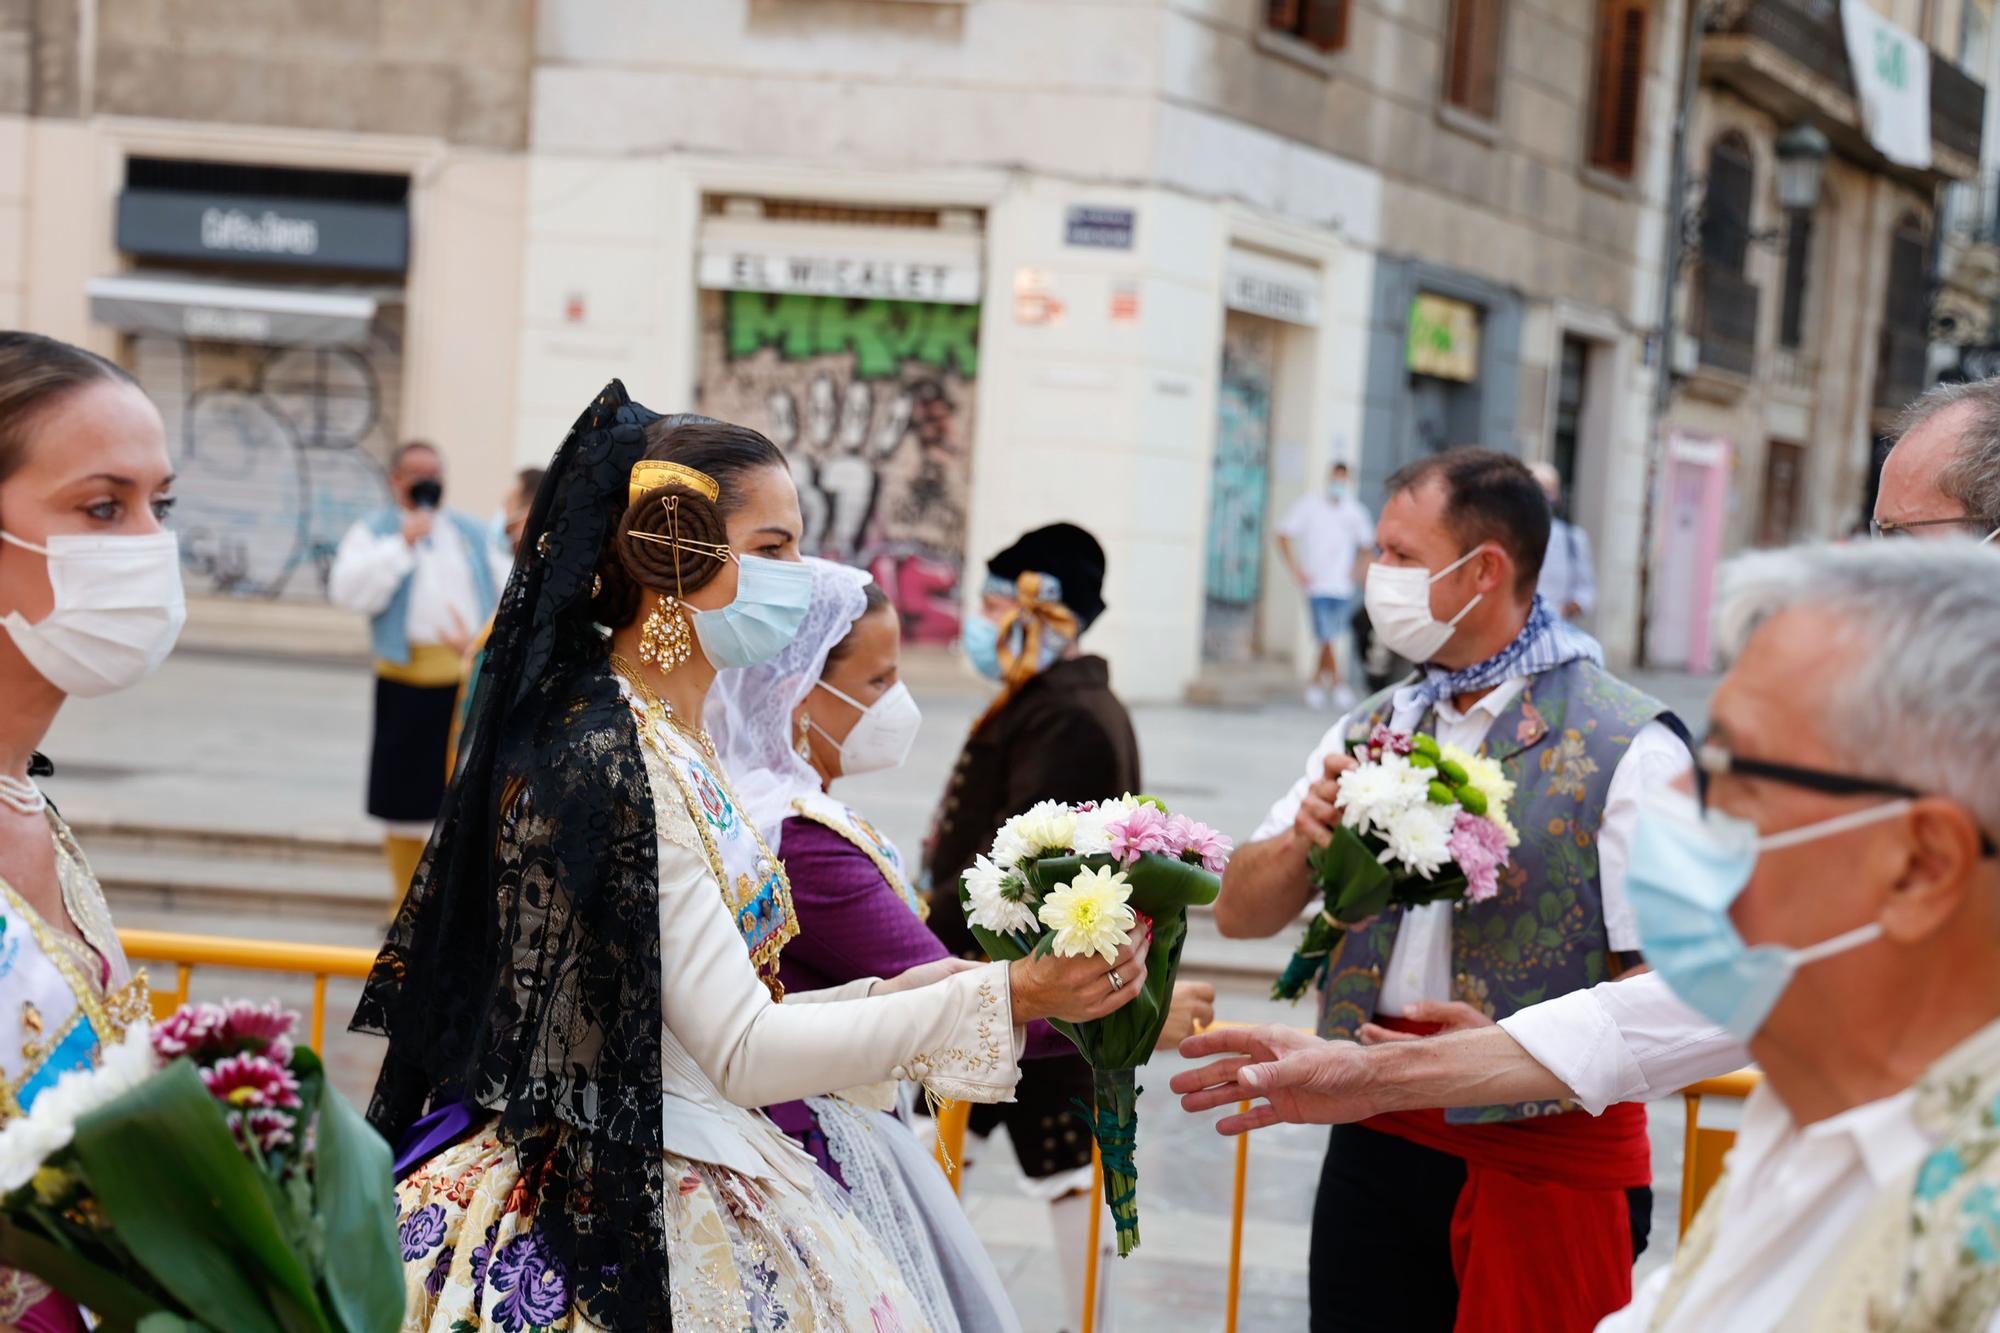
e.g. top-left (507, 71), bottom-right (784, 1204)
top-left (1361, 1018), bottom-right (1652, 1333)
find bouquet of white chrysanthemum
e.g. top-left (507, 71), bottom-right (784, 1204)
top-left (960, 795), bottom-right (1231, 1257)
top-left (1273, 726), bottom-right (1520, 1001)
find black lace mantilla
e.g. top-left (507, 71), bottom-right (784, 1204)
top-left (352, 380), bottom-right (674, 1330)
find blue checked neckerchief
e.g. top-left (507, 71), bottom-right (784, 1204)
top-left (1403, 595), bottom-right (1602, 713)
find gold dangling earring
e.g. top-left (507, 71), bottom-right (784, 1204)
top-left (796, 711), bottom-right (814, 763)
top-left (638, 595), bottom-right (693, 673)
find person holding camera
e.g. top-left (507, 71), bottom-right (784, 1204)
top-left (329, 440), bottom-right (498, 910)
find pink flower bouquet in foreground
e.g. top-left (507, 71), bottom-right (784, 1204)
top-left (0, 999), bottom-right (401, 1333)
top-left (1273, 727), bottom-right (1520, 1001)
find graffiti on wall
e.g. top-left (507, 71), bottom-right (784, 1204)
top-left (135, 325), bottom-right (402, 602)
top-left (1202, 315), bottom-right (1277, 663)
top-left (697, 289), bottom-right (979, 643)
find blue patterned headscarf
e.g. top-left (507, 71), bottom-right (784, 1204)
top-left (1405, 595), bottom-right (1602, 712)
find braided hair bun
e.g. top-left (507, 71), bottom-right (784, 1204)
top-left (590, 414), bottom-right (787, 628)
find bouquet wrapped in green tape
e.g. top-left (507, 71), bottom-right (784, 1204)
top-left (0, 1000), bottom-right (403, 1333)
top-left (959, 796), bottom-right (1230, 1256)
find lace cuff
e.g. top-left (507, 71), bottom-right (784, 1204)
top-left (890, 962), bottom-right (1022, 1103)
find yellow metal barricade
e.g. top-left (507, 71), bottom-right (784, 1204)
top-left (1678, 1068), bottom-right (1761, 1235)
top-left (117, 928), bottom-right (378, 1050)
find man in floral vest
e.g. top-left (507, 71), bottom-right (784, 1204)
top-left (1214, 447), bottom-right (1690, 1333)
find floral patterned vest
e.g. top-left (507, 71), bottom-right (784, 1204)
top-left (1315, 658), bottom-right (1673, 1123)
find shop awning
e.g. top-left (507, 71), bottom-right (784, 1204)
top-left (87, 274), bottom-right (382, 347)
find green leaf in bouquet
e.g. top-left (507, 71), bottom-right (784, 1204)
top-left (1307, 826), bottom-right (1395, 922)
top-left (0, 1215), bottom-right (175, 1332)
top-left (139, 1315), bottom-right (209, 1333)
top-left (309, 1060), bottom-right (404, 1333)
top-left (70, 1058), bottom-right (332, 1333)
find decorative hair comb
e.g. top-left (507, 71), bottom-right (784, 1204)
top-left (629, 460), bottom-right (720, 506)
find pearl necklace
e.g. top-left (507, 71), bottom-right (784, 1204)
top-left (0, 772), bottom-right (47, 816)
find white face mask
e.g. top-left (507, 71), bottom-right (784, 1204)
top-left (1984, 526), bottom-right (1998, 546)
top-left (1363, 546), bottom-right (1485, 664)
top-left (810, 678), bottom-right (922, 777)
top-left (1, 530), bottom-right (187, 697)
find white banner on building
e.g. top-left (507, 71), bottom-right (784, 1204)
top-left (1840, 0), bottom-right (1932, 170)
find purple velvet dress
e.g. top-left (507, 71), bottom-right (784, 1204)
top-left (765, 816), bottom-right (1062, 1184)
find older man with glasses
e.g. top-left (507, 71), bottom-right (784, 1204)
top-left (1869, 378), bottom-right (2000, 541)
top-left (1178, 540), bottom-right (2000, 1329)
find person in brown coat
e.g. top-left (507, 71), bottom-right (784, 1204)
top-left (925, 521), bottom-right (1211, 1331)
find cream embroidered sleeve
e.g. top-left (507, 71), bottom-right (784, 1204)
top-left (655, 829), bottom-right (1022, 1108)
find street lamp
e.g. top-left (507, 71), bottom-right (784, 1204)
top-left (1775, 122), bottom-right (1832, 216)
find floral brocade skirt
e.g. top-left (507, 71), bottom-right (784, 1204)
top-left (395, 1128), bottom-right (935, 1332)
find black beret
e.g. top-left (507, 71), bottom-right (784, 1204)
top-left (986, 522), bottom-right (1107, 629)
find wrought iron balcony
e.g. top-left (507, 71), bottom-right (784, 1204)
top-left (1694, 263), bottom-right (1760, 379)
top-left (1705, 0), bottom-right (1984, 180)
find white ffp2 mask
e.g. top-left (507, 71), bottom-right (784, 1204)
top-left (811, 678), bottom-right (922, 777)
top-left (1, 530), bottom-right (187, 697)
top-left (1362, 547), bottom-right (1484, 664)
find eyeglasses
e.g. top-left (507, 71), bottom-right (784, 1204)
top-left (1695, 742), bottom-right (1997, 855)
top-left (1868, 516), bottom-right (1990, 539)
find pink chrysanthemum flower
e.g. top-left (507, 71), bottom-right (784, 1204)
top-left (201, 1052), bottom-right (303, 1110)
top-left (1104, 805), bottom-right (1176, 866)
top-left (151, 1002), bottom-right (228, 1061)
top-left (215, 1000), bottom-right (297, 1066)
top-left (1367, 726), bottom-right (1415, 760)
top-left (227, 1107), bottom-right (296, 1155)
top-left (1447, 812), bottom-right (1511, 903)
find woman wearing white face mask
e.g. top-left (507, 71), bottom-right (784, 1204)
top-left (0, 331), bottom-right (177, 1333)
top-left (708, 557), bottom-right (1102, 1333)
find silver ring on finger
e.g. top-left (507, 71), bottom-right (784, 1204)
top-left (1107, 968), bottom-right (1125, 991)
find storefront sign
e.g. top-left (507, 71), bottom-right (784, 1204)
top-left (87, 274), bottom-right (379, 348)
top-left (697, 249), bottom-right (981, 304)
top-left (1406, 293), bottom-right (1482, 381)
top-left (1065, 206), bottom-right (1136, 250)
top-left (116, 190), bottom-right (409, 273)
top-left (1224, 250), bottom-right (1321, 326)
top-left (1839, 1), bottom-right (1931, 169)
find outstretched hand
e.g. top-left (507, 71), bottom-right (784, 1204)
top-left (1171, 1024), bottom-right (1385, 1134)
top-left (1356, 1000), bottom-right (1494, 1045)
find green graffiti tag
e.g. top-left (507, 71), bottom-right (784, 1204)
top-left (725, 291), bottom-right (981, 379)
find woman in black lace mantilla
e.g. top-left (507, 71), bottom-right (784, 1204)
top-left (354, 382), bottom-right (1146, 1331)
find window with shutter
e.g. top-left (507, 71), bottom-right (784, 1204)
top-left (1778, 210), bottom-right (1813, 350)
top-left (1588, 0), bottom-right (1650, 175)
top-left (1701, 137), bottom-right (1755, 274)
top-left (1444, 0), bottom-right (1503, 118)
top-left (1873, 218), bottom-right (1932, 411)
top-left (1267, 0), bottom-right (1348, 51)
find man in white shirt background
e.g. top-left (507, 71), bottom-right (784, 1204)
top-left (1179, 539), bottom-right (2000, 1331)
top-left (1530, 461), bottom-right (1596, 625)
top-left (1278, 460), bottom-right (1374, 711)
top-left (328, 440), bottom-right (498, 911)
top-left (1215, 446), bottom-right (1690, 1332)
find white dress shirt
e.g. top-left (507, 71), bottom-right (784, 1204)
top-left (1597, 1080), bottom-right (2000, 1332)
top-left (1497, 969), bottom-right (1745, 1115)
top-left (1253, 678), bottom-right (1688, 1015)
top-left (327, 514), bottom-right (489, 649)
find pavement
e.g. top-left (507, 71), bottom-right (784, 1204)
top-left (39, 643), bottom-right (1720, 1333)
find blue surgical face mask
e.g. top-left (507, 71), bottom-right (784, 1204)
top-left (1627, 792), bottom-right (1907, 1041)
top-left (961, 610), bottom-right (1068, 683)
top-left (689, 555), bottom-right (814, 669)
top-left (962, 614), bottom-right (1003, 680)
